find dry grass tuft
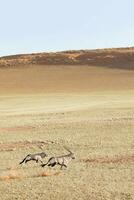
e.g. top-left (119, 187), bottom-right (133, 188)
top-left (84, 154), bottom-right (134, 165)
top-left (0, 140), bottom-right (48, 151)
top-left (37, 171), bottom-right (60, 177)
top-left (0, 170), bottom-right (24, 181)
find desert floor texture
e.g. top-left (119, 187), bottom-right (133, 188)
top-left (0, 65), bottom-right (134, 200)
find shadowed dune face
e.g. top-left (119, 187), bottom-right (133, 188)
top-left (0, 65), bottom-right (134, 94)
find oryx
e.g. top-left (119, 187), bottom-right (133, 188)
top-left (19, 152), bottom-right (47, 165)
top-left (41, 147), bottom-right (75, 169)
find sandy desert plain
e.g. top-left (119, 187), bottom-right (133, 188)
top-left (0, 56), bottom-right (134, 199)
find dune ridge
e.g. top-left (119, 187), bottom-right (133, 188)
top-left (0, 47), bottom-right (134, 69)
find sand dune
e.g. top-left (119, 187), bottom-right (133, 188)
top-left (0, 65), bottom-right (134, 95)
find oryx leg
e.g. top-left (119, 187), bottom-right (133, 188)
top-left (40, 159), bottom-right (43, 164)
top-left (25, 159), bottom-right (31, 164)
top-left (48, 162), bottom-right (56, 167)
top-left (60, 161), bottom-right (67, 170)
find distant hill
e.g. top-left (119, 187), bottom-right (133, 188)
top-left (0, 47), bottom-right (134, 69)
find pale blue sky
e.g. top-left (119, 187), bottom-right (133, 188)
top-left (0, 0), bottom-right (134, 56)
